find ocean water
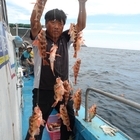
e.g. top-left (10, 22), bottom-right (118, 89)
top-left (69, 47), bottom-right (140, 140)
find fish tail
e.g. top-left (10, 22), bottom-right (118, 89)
top-left (75, 111), bottom-right (79, 116)
top-left (52, 71), bottom-right (55, 76)
top-left (67, 126), bottom-right (72, 131)
top-left (29, 136), bottom-right (35, 140)
top-left (88, 119), bottom-right (92, 122)
top-left (50, 62), bottom-right (55, 75)
top-left (34, 17), bottom-right (38, 21)
top-left (43, 59), bottom-right (49, 65)
top-left (32, 40), bottom-right (38, 46)
top-left (73, 51), bottom-right (77, 58)
top-left (74, 77), bottom-right (77, 85)
top-left (52, 101), bottom-right (57, 107)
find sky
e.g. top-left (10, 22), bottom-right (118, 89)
top-left (5, 0), bottom-right (140, 50)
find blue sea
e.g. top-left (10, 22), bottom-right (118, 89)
top-left (69, 47), bottom-right (140, 140)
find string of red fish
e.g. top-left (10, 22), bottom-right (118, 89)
top-left (28, 23), bottom-right (96, 137)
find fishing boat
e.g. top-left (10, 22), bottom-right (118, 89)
top-left (1, 0), bottom-right (140, 140)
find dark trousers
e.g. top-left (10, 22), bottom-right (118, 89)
top-left (25, 88), bottom-right (75, 140)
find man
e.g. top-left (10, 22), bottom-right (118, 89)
top-left (25, 0), bottom-right (87, 139)
top-left (20, 45), bottom-right (34, 77)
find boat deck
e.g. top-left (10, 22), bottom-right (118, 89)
top-left (22, 75), bottom-right (132, 140)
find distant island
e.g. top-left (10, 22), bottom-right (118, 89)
top-left (9, 23), bottom-right (30, 28)
top-left (9, 23), bottom-right (44, 28)
top-left (81, 44), bottom-right (87, 47)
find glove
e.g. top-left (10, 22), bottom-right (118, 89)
top-left (100, 125), bottom-right (118, 136)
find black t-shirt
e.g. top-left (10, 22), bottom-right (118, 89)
top-left (30, 30), bottom-right (70, 90)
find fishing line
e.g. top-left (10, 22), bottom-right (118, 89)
top-left (67, 2), bottom-right (85, 135)
top-left (57, 15), bottom-right (62, 79)
top-left (53, 8), bottom-right (62, 78)
top-left (36, 89), bottom-right (40, 106)
top-left (34, 0), bottom-right (44, 107)
top-left (35, 0), bottom-right (48, 106)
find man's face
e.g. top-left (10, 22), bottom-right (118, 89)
top-left (46, 19), bottom-right (64, 39)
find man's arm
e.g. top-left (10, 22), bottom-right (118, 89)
top-left (76, 0), bottom-right (87, 31)
top-left (26, 58), bottom-right (33, 65)
top-left (30, 0), bottom-right (48, 39)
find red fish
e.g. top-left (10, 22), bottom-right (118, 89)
top-left (63, 80), bottom-right (73, 105)
top-left (52, 77), bottom-right (66, 107)
top-left (74, 32), bottom-right (84, 58)
top-left (72, 88), bottom-right (82, 116)
top-left (68, 23), bottom-right (77, 42)
top-left (88, 104), bottom-right (97, 122)
top-left (73, 58), bottom-right (81, 84)
top-left (32, 29), bottom-right (49, 65)
top-left (58, 104), bottom-right (72, 131)
top-left (46, 44), bottom-right (61, 76)
top-left (28, 105), bottom-right (45, 140)
top-left (68, 23), bottom-right (84, 58)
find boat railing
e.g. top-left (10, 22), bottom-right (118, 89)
top-left (84, 87), bottom-right (140, 122)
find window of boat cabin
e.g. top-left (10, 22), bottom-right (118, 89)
top-left (0, 0), bottom-right (8, 26)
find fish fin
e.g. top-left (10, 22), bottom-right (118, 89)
top-left (52, 71), bottom-right (55, 76)
top-left (74, 78), bottom-right (77, 85)
top-left (73, 52), bottom-right (77, 58)
top-left (56, 113), bottom-right (61, 118)
top-left (52, 101), bottom-right (57, 107)
top-left (88, 119), bottom-right (92, 122)
top-left (29, 137), bottom-right (35, 140)
top-left (56, 54), bottom-right (61, 57)
top-left (42, 59), bottom-right (49, 65)
top-left (32, 40), bottom-right (38, 46)
top-left (67, 126), bottom-right (72, 131)
top-left (70, 95), bottom-right (74, 101)
top-left (41, 119), bottom-right (46, 126)
top-left (64, 89), bottom-right (68, 93)
top-left (75, 111), bottom-right (78, 116)
top-left (46, 52), bottom-right (50, 54)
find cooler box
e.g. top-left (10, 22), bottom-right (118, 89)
top-left (46, 115), bottom-right (60, 140)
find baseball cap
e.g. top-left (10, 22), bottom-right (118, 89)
top-left (27, 45), bottom-right (33, 49)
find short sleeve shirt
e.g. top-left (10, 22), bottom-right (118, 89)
top-left (30, 30), bottom-right (71, 90)
top-left (21, 51), bottom-right (31, 61)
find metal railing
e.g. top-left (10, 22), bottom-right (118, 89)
top-left (84, 87), bottom-right (140, 122)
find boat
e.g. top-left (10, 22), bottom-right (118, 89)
top-left (1, 0), bottom-right (140, 140)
